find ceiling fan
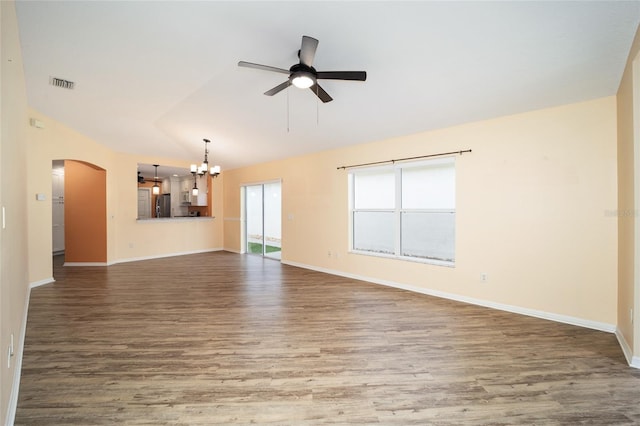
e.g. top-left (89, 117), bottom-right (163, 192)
top-left (238, 35), bottom-right (366, 103)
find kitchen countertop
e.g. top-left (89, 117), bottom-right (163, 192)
top-left (136, 216), bottom-right (215, 222)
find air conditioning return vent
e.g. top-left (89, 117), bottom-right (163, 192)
top-left (49, 76), bottom-right (75, 90)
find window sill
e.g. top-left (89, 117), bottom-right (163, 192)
top-left (349, 249), bottom-right (455, 268)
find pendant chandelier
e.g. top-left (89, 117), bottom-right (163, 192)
top-left (191, 138), bottom-right (221, 178)
top-left (190, 139), bottom-right (221, 196)
top-left (152, 164), bottom-right (160, 195)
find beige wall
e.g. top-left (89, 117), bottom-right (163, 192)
top-left (26, 109), bottom-right (224, 283)
top-left (1, 1), bottom-right (30, 422)
top-left (27, 109), bottom-right (115, 281)
top-left (224, 97), bottom-right (618, 327)
top-left (617, 25), bottom-right (640, 361)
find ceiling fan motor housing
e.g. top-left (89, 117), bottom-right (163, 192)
top-left (289, 64), bottom-right (316, 88)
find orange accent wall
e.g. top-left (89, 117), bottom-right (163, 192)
top-left (64, 160), bottom-right (107, 262)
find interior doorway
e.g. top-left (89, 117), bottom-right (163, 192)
top-left (137, 188), bottom-right (152, 219)
top-left (52, 160), bottom-right (65, 255)
top-left (243, 181), bottom-right (282, 260)
top-left (51, 159), bottom-right (107, 268)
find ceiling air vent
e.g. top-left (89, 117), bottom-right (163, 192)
top-left (49, 76), bottom-right (75, 90)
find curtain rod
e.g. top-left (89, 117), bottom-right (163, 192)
top-left (336, 149), bottom-right (472, 170)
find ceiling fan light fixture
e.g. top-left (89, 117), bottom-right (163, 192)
top-left (239, 35), bottom-right (366, 103)
top-left (291, 72), bottom-right (315, 89)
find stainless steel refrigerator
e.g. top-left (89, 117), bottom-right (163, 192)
top-left (157, 194), bottom-right (171, 218)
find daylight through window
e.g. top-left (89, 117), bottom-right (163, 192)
top-left (349, 157), bottom-right (456, 265)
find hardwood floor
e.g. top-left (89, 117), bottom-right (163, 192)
top-left (15, 252), bottom-right (640, 425)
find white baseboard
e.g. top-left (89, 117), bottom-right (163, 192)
top-left (6, 281), bottom-right (32, 426)
top-left (30, 277), bottom-right (55, 288)
top-left (282, 260), bottom-right (617, 334)
top-left (222, 247), bottom-right (242, 254)
top-left (615, 329), bottom-right (640, 369)
top-left (616, 328), bottom-right (633, 366)
top-left (110, 247), bottom-right (223, 265)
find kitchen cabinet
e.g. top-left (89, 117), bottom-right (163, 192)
top-left (161, 178), bottom-right (171, 194)
top-left (181, 177), bottom-right (192, 192)
top-left (179, 174), bottom-right (208, 206)
top-left (192, 174), bottom-right (208, 206)
top-left (194, 191), bottom-right (207, 207)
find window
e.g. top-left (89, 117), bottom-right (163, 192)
top-left (349, 157), bottom-right (455, 265)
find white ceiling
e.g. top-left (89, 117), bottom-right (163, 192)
top-left (15, 1), bottom-right (640, 171)
top-left (137, 163), bottom-right (191, 181)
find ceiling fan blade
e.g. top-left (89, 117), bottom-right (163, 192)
top-left (310, 83), bottom-right (333, 103)
top-left (299, 36), bottom-right (319, 67)
top-left (238, 61), bottom-right (290, 75)
top-left (316, 71), bottom-right (367, 81)
top-left (264, 80), bottom-right (291, 96)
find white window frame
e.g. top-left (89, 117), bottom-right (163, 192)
top-left (348, 157), bottom-right (456, 267)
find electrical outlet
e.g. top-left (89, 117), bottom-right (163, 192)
top-left (7, 332), bottom-right (15, 368)
top-left (480, 273), bottom-right (488, 283)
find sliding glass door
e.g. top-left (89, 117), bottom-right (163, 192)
top-left (245, 181), bottom-right (281, 260)
top-left (262, 182), bottom-right (282, 259)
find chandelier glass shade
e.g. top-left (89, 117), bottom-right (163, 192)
top-left (191, 139), bottom-right (221, 178)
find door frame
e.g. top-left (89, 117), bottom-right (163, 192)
top-left (137, 188), bottom-right (152, 219)
top-left (241, 179), bottom-right (282, 259)
top-left (52, 161), bottom-right (65, 254)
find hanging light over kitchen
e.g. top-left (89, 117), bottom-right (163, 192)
top-left (192, 172), bottom-right (199, 197)
top-left (152, 164), bottom-right (160, 195)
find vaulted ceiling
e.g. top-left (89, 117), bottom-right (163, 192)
top-left (15, 1), bottom-right (640, 171)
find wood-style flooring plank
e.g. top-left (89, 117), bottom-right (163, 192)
top-left (14, 252), bottom-right (640, 425)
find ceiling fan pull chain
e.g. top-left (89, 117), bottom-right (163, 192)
top-left (287, 85), bottom-right (290, 133)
